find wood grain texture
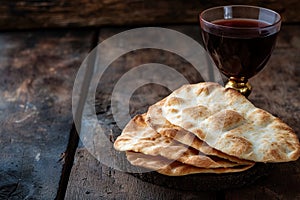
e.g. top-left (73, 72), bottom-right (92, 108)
top-left (0, 31), bottom-right (93, 199)
top-left (95, 25), bottom-right (206, 118)
top-left (65, 148), bottom-right (218, 200)
top-left (65, 24), bottom-right (300, 199)
top-left (0, 0), bottom-right (299, 30)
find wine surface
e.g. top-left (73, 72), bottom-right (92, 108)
top-left (213, 18), bottom-right (270, 28)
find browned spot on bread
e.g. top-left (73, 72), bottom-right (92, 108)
top-left (194, 129), bottom-right (205, 139)
top-left (161, 129), bottom-right (178, 138)
top-left (134, 114), bottom-right (148, 127)
top-left (208, 110), bottom-right (245, 131)
top-left (195, 87), bottom-right (209, 96)
top-left (223, 110), bottom-right (245, 131)
top-left (182, 122), bottom-right (194, 129)
top-left (164, 138), bottom-right (171, 143)
top-left (265, 148), bottom-right (282, 161)
top-left (113, 138), bottom-right (128, 149)
top-left (182, 105), bottom-right (210, 120)
top-left (248, 109), bottom-right (272, 126)
top-left (220, 134), bottom-right (252, 156)
top-left (274, 124), bottom-right (295, 134)
top-left (272, 118), bottom-right (295, 132)
top-left (183, 85), bottom-right (192, 92)
top-left (165, 97), bottom-right (185, 106)
top-left (147, 137), bottom-right (157, 141)
top-left (170, 108), bottom-right (179, 113)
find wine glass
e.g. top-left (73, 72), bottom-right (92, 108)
top-left (200, 5), bottom-right (281, 96)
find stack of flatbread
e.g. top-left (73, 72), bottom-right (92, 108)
top-left (114, 82), bottom-right (300, 176)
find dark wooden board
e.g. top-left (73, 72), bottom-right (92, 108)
top-left (65, 149), bottom-right (218, 200)
top-left (0, 30), bottom-right (94, 199)
top-left (65, 25), bottom-right (300, 199)
top-left (130, 163), bottom-right (273, 191)
top-left (0, 0), bottom-right (299, 30)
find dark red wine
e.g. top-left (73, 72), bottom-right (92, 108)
top-left (202, 19), bottom-right (278, 79)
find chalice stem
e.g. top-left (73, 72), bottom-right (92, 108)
top-left (225, 77), bottom-right (252, 97)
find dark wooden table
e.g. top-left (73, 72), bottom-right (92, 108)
top-left (0, 24), bottom-right (299, 200)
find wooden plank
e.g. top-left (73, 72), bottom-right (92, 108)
top-left (0, 30), bottom-right (94, 199)
top-left (0, 0), bottom-right (299, 30)
top-left (224, 25), bottom-right (300, 199)
top-left (66, 148), bottom-right (219, 200)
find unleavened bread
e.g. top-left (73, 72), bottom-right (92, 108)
top-left (114, 114), bottom-right (250, 168)
top-left (159, 82), bottom-right (300, 162)
top-left (126, 151), bottom-right (254, 176)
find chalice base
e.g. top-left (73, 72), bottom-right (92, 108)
top-left (225, 77), bottom-right (252, 97)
